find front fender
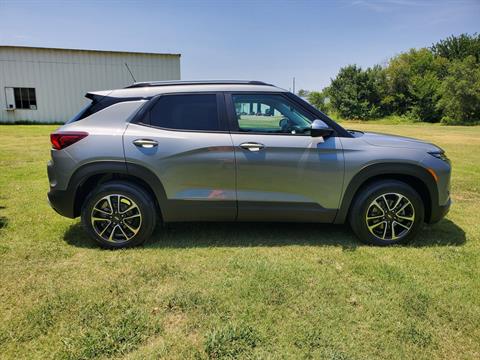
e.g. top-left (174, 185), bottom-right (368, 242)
top-left (334, 162), bottom-right (438, 224)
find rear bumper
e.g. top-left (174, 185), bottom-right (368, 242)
top-left (47, 158), bottom-right (76, 218)
top-left (47, 188), bottom-right (76, 218)
top-left (428, 197), bottom-right (451, 224)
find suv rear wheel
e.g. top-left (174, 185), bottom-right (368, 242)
top-left (81, 181), bottom-right (157, 248)
top-left (349, 180), bottom-right (424, 246)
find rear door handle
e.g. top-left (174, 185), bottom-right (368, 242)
top-left (240, 142), bottom-right (265, 152)
top-left (133, 139), bottom-right (158, 148)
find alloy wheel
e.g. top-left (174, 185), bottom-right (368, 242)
top-left (365, 192), bottom-right (415, 241)
top-left (90, 194), bottom-right (142, 243)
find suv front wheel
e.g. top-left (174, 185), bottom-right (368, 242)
top-left (349, 180), bottom-right (424, 246)
top-left (81, 181), bottom-right (157, 248)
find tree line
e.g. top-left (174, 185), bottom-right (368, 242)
top-left (301, 33), bottom-right (480, 125)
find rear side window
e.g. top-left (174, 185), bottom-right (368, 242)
top-left (148, 94), bottom-right (220, 131)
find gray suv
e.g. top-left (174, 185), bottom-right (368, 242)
top-left (47, 80), bottom-right (451, 248)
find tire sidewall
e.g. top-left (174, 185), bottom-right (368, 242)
top-left (350, 181), bottom-right (424, 246)
top-left (81, 182), bottom-right (156, 249)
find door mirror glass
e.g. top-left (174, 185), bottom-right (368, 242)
top-left (311, 119), bottom-right (334, 138)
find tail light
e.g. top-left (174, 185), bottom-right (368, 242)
top-left (50, 131), bottom-right (88, 150)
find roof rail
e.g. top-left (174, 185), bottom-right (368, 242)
top-left (124, 80), bottom-right (273, 89)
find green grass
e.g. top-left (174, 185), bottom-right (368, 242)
top-left (238, 115), bottom-right (283, 130)
top-left (338, 115), bottom-right (422, 125)
top-left (0, 123), bottom-right (479, 359)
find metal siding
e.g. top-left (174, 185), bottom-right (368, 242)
top-left (0, 47), bottom-right (181, 122)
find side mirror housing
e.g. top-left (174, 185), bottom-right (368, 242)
top-left (310, 119), bottom-right (334, 138)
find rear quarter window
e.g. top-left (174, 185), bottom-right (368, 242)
top-left (66, 94), bottom-right (144, 124)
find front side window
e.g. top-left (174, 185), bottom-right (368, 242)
top-left (148, 94), bottom-right (220, 131)
top-left (13, 88), bottom-right (37, 110)
top-left (232, 94), bottom-right (312, 134)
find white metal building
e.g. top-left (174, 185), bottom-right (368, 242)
top-left (0, 46), bottom-right (181, 123)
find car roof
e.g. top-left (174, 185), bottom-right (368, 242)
top-left (88, 80), bottom-right (288, 99)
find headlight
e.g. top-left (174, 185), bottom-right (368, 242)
top-left (429, 151), bottom-right (449, 162)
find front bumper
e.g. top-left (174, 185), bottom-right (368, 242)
top-left (428, 197), bottom-right (451, 224)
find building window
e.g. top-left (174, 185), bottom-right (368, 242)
top-left (14, 88), bottom-right (37, 110)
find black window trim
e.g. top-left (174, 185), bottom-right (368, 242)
top-left (130, 92), bottom-right (229, 133)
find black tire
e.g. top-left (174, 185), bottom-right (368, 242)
top-left (348, 180), bottom-right (424, 246)
top-left (81, 181), bottom-right (157, 249)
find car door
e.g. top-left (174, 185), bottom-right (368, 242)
top-left (123, 93), bottom-right (236, 222)
top-left (226, 92), bottom-right (344, 222)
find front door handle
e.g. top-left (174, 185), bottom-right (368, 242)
top-left (133, 139), bottom-right (158, 148)
top-left (240, 142), bottom-right (265, 152)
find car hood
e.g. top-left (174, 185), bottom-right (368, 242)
top-left (360, 131), bottom-right (441, 152)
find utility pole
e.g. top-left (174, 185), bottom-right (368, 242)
top-left (292, 77), bottom-right (296, 94)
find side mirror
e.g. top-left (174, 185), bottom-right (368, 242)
top-left (310, 119), bottom-right (334, 138)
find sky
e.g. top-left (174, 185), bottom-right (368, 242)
top-left (0, 0), bottom-right (479, 91)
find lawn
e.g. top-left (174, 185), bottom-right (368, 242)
top-left (0, 122), bottom-right (479, 359)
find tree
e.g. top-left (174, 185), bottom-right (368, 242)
top-left (438, 56), bottom-right (480, 125)
top-left (307, 33), bottom-right (479, 125)
top-left (385, 48), bottom-right (446, 122)
top-left (431, 33), bottom-right (480, 63)
top-left (307, 89), bottom-right (330, 114)
top-left (364, 65), bottom-right (390, 118)
top-left (328, 64), bottom-right (388, 119)
top-left (297, 89), bottom-right (310, 97)
top-left (408, 71), bottom-right (442, 122)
